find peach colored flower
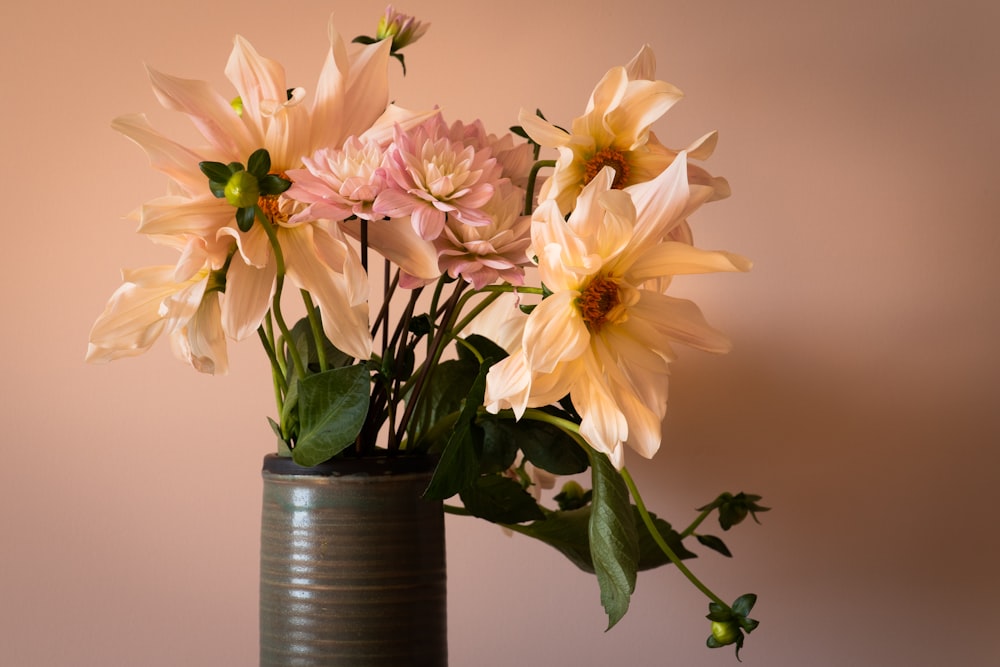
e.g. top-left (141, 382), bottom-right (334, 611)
top-left (484, 157), bottom-right (750, 468)
top-left (519, 45), bottom-right (729, 219)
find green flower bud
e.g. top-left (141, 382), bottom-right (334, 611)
top-left (224, 170), bottom-right (259, 209)
top-left (710, 621), bottom-right (740, 646)
top-left (553, 480), bottom-right (591, 511)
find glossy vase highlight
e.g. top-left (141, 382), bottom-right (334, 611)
top-left (260, 454), bottom-right (447, 666)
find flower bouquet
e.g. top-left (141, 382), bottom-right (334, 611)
top-left (88, 6), bottom-right (766, 658)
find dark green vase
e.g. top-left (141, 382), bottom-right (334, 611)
top-left (260, 454), bottom-right (448, 666)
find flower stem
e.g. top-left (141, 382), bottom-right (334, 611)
top-left (257, 323), bottom-right (286, 422)
top-left (393, 282), bottom-right (466, 446)
top-left (680, 508), bottom-right (714, 539)
top-left (254, 206), bottom-right (306, 380)
top-left (621, 468), bottom-right (728, 608)
top-left (524, 159), bottom-right (556, 215)
top-left (300, 289), bottom-right (327, 372)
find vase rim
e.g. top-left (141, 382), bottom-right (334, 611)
top-left (261, 452), bottom-right (438, 477)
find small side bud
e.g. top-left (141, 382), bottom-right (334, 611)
top-left (224, 171), bottom-right (260, 209)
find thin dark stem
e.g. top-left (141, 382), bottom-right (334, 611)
top-left (393, 282), bottom-right (467, 447)
top-left (524, 159), bottom-right (556, 215)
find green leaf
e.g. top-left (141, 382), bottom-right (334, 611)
top-left (509, 125), bottom-right (529, 140)
top-left (456, 334), bottom-right (508, 365)
top-left (459, 474), bottom-right (545, 524)
top-left (588, 449), bottom-right (638, 629)
top-left (267, 417), bottom-right (292, 457)
top-left (696, 533), bottom-right (733, 558)
top-left (259, 173), bottom-right (291, 196)
top-left (293, 364), bottom-right (370, 467)
top-left (732, 593), bottom-right (757, 617)
top-left (635, 513), bottom-right (698, 568)
top-left (477, 418), bottom-right (520, 474)
top-left (236, 206), bottom-right (255, 232)
top-left (514, 504), bottom-right (695, 574)
top-left (198, 160), bottom-right (233, 184)
top-left (422, 361), bottom-right (489, 499)
top-left (517, 417), bottom-right (588, 474)
top-left (409, 356), bottom-right (479, 450)
top-left (392, 51), bottom-right (407, 75)
top-left (516, 507), bottom-right (596, 572)
top-left (351, 35), bottom-right (377, 45)
top-left (247, 148), bottom-right (271, 179)
top-left (286, 316), bottom-right (353, 372)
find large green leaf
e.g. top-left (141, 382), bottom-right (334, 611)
top-left (514, 506), bottom-right (695, 573)
top-left (459, 474), bottom-right (545, 524)
top-left (293, 365), bottom-right (370, 467)
top-left (422, 361), bottom-right (489, 499)
top-left (286, 316), bottom-right (353, 374)
top-left (513, 416), bottom-right (589, 475)
top-left (588, 449), bottom-right (639, 629)
top-left (477, 417), bottom-right (521, 474)
top-left (409, 357), bottom-right (479, 450)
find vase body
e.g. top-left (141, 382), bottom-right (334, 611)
top-left (260, 454), bottom-right (447, 666)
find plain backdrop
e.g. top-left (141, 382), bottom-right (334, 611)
top-left (2, 0), bottom-right (998, 665)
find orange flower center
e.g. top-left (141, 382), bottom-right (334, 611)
top-left (258, 172), bottom-right (291, 223)
top-left (583, 147), bottom-right (630, 189)
top-left (579, 275), bottom-right (621, 330)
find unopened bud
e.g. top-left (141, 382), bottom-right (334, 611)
top-left (224, 171), bottom-right (260, 209)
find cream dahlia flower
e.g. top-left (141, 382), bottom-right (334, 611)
top-left (519, 45), bottom-right (729, 217)
top-left (92, 18), bottom-right (433, 368)
top-left (483, 156), bottom-right (750, 468)
top-left (87, 240), bottom-right (228, 374)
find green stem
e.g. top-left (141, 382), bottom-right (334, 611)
top-left (448, 284), bottom-right (546, 341)
top-left (680, 508), bottom-right (714, 539)
top-left (621, 468), bottom-right (728, 608)
top-left (426, 276), bottom-right (449, 356)
top-left (254, 206), bottom-right (306, 380)
top-left (393, 282), bottom-right (466, 446)
top-left (300, 289), bottom-right (327, 372)
top-left (257, 323), bottom-right (286, 411)
top-left (371, 268), bottom-right (400, 340)
top-left (516, 407), bottom-right (730, 608)
top-left (524, 159), bottom-right (556, 215)
top-left (443, 503), bottom-right (471, 516)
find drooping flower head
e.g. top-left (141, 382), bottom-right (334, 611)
top-left (484, 156), bottom-right (750, 467)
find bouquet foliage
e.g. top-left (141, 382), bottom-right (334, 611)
top-left (88, 6), bottom-right (766, 656)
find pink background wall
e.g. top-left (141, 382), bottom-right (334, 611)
top-left (3, 0), bottom-right (998, 664)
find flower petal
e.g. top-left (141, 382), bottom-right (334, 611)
top-left (282, 225), bottom-right (372, 360)
top-left (112, 114), bottom-right (208, 195)
top-left (628, 242), bottom-right (751, 282)
top-left (146, 65), bottom-right (253, 159)
top-left (221, 253), bottom-right (275, 341)
top-left (633, 292), bottom-right (733, 354)
top-left (522, 290), bottom-right (589, 373)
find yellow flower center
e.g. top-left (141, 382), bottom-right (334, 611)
top-left (579, 275), bottom-right (621, 330)
top-left (583, 147), bottom-right (630, 189)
